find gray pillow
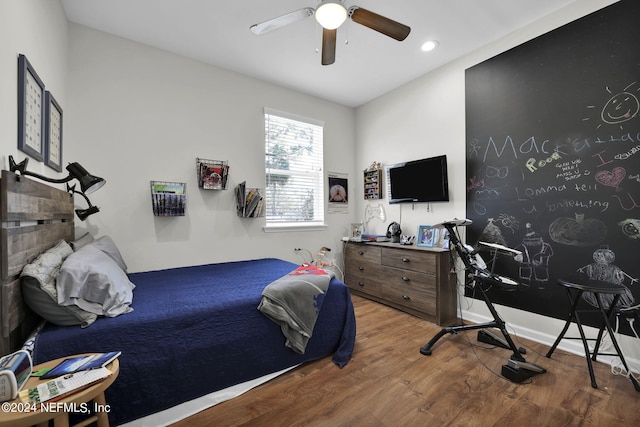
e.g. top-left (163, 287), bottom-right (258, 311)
top-left (21, 277), bottom-right (97, 327)
top-left (56, 245), bottom-right (135, 317)
top-left (70, 232), bottom-right (94, 251)
top-left (85, 236), bottom-right (128, 272)
top-left (20, 240), bottom-right (97, 327)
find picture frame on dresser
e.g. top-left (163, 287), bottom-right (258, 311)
top-left (44, 91), bottom-right (63, 172)
top-left (440, 229), bottom-right (450, 249)
top-left (351, 222), bottom-right (364, 240)
top-left (17, 54), bottom-right (45, 161)
top-left (417, 225), bottom-right (437, 247)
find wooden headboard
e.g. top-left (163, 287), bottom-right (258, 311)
top-left (0, 169), bottom-right (74, 356)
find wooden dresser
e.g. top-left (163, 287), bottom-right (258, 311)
top-left (344, 241), bottom-right (457, 326)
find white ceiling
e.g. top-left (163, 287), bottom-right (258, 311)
top-left (61, 0), bottom-right (578, 107)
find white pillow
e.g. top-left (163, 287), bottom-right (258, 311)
top-left (56, 245), bottom-right (135, 317)
top-left (85, 236), bottom-right (128, 272)
top-left (70, 232), bottom-right (94, 251)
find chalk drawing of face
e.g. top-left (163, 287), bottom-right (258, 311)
top-left (618, 218), bottom-right (640, 239)
top-left (584, 81), bottom-right (640, 130)
top-left (601, 90), bottom-right (639, 124)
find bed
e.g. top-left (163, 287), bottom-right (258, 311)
top-left (0, 170), bottom-right (356, 426)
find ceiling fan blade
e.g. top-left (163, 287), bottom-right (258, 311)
top-left (348, 6), bottom-right (411, 41)
top-left (321, 28), bottom-right (337, 66)
top-left (250, 7), bottom-right (314, 35)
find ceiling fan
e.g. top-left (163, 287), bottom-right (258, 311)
top-left (250, 1), bottom-right (411, 66)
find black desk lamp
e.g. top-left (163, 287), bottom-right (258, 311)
top-left (9, 155), bottom-right (106, 220)
top-left (66, 184), bottom-right (101, 221)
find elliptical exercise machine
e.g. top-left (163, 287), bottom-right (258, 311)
top-left (419, 219), bottom-right (546, 383)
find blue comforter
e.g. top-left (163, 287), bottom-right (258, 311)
top-left (33, 258), bottom-right (356, 425)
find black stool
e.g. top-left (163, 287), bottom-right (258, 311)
top-left (546, 275), bottom-right (640, 391)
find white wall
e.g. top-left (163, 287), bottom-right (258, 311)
top-left (0, 0), bottom-right (68, 181)
top-left (355, 0), bottom-right (640, 368)
top-left (64, 23), bottom-right (357, 273)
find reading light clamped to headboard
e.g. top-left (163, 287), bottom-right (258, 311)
top-left (8, 155), bottom-right (106, 220)
top-left (66, 184), bottom-right (101, 221)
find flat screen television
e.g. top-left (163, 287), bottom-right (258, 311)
top-left (387, 155), bottom-right (449, 204)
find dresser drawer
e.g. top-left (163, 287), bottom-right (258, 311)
top-left (345, 243), bottom-right (381, 264)
top-left (344, 273), bottom-right (383, 298)
top-left (345, 259), bottom-right (381, 279)
top-left (380, 267), bottom-right (437, 294)
top-left (380, 267), bottom-right (436, 315)
top-left (381, 247), bottom-right (437, 274)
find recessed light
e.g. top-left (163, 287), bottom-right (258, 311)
top-left (421, 40), bottom-right (439, 52)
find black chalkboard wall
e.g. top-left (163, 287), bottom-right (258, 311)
top-left (465, 0), bottom-right (640, 335)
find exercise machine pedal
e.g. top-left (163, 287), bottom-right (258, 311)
top-left (501, 359), bottom-right (547, 383)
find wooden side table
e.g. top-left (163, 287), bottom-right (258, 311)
top-left (0, 354), bottom-right (119, 427)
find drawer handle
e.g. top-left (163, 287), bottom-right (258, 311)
top-left (402, 257), bottom-right (410, 263)
top-left (358, 266), bottom-right (365, 271)
top-left (358, 282), bottom-right (365, 287)
top-left (402, 276), bottom-right (410, 282)
top-left (358, 251), bottom-right (365, 255)
top-left (402, 295), bottom-right (411, 301)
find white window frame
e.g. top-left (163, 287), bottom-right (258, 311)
top-left (263, 107), bottom-right (326, 232)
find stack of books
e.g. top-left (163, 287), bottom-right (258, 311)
top-left (361, 234), bottom-right (389, 242)
top-left (19, 351), bottom-right (120, 404)
top-left (20, 368), bottom-right (112, 404)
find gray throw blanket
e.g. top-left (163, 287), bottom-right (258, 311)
top-left (258, 264), bottom-right (334, 354)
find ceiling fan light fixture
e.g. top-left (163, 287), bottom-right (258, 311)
top-left (315, 1), bottom-right (348, 30)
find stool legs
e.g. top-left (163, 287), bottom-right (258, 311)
top-left (575, 290), bottom-right (598, 388)
top-left (546, 289), bottom-right (583, 359)
top-left (547, 288), bottom-right (640, 391)
top-left (591, 292), bottom-right (619, 362)
top-left (593, 293), bottom-right (640, 391)
top-left (546, 288), bottom-right (600, 387)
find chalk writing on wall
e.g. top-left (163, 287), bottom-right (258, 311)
top-left (464, 0), bottom-right (640, 334)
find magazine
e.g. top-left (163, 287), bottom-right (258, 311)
top-left (41, 351), bottom-right (121, 379)
top-left (21, 367), bottom-right (112, 404)
top-left (198, 160), bottom-right (229, 189)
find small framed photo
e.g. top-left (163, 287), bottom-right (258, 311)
top-left (417, 225), bottom-right (438, 247)
top-left (17, 54), bottom-right (45, 161)
top-left (351, 222), bottom-right (364, 240)
top-left (441, 229), bottom-right (450, 249)
top-left (44, 91), bottom-right (63, 172)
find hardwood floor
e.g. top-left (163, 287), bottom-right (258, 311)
top-left (172, 295), bottom-right (640, 426)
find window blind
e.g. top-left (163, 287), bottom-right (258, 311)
top-left (264, 108), bottom-right (324, 227)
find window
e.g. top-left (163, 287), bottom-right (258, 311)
top-left (264, 108), bottom-right (325, 230)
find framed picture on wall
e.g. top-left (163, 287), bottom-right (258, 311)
top-left (17, 54), bottom-right (45, 161)
top-left (44, 91), bottom-right (63, 172)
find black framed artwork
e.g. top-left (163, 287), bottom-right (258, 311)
top-left (44, 91), bottom-right (63, 172)
top-left (17, 54), bottom-right (45, 161)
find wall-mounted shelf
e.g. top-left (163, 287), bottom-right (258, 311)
top-left (364, 168), bottom-right (383, 200)
top-left (196, 158), bottom-right (229, 190)
top-left (234, 181), bottom-right (264, 218)
top-left (150, 181), bottom-right (186, 216)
